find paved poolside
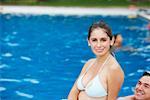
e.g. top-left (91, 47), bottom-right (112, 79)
top-left (0, 5), bottom-right (149, 20)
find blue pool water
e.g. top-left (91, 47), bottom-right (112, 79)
top-left (0, 14), bottom-right (150, 100)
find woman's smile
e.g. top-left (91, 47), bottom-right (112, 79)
top-left (94, 47), bottom-right (105, 53)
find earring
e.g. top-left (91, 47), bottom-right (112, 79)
top-left (88, 43), bottom-right (91, 46)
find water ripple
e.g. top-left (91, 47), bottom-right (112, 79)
top-left (7, 42), bottom-right (19, 47)
top-left (0, 87), bottom-right (6, 92)
top-left (80, 60), bottom-right (86, 64)
top-left (23, 78), bottom-right (39, 84)
top-left (0, 78), bottom-right (21, 83)
top-left (16, 91), bottom-right (34, 99)
top-left (2, 53), bottom-right (13, 57)
top-left (0, 64), bottom-right (9, 69)
top-left (127, 73), bottom-right (135, 77)
top-left (20, 56), bottom-right (32, 61)
top-left (0, 78), bottom-right (40, 84)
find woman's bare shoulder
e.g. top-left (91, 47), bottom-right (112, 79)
top-left (87, 58), bottom-right (95, 63)
top-left (108, 56), bottom-right (121, 69)
top-left (108, 63), bottom-right (124, 78)
top-left (107, 56), bottom-right (124, 79)
top-left (80, 58), bottom-right (95, 74)
top-left (109, 55), bottom-right (123, 71)
top-left (83, 58), bottom-right (95, 68)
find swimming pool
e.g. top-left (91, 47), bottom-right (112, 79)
top-left (0, 14), bottom-right (150, 100)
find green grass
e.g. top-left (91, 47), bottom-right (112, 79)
top-left (1, 0), bottom-right (150, 7)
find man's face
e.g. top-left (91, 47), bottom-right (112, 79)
top-left (134, 76), bottom-right (150, 100)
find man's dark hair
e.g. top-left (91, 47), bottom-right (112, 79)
top-left (143, 71), bottom-right (150, 76)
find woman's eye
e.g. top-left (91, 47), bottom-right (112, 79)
top-left (101, 38), bottom-right (107, 42)
top-left (91, 39), bottom-right (97, 42)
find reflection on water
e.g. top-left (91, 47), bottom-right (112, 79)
top-left (0, 14), bottom-right (150, 99)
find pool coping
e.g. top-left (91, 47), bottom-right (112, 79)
top-left (0, 5), bottom-right (138, 15)
top-left (0, 5), bottom-right (149, 20)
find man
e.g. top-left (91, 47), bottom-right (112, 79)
top-left (113, 33), bottom-right (138, 52)
top-left (118, 71), bottom-right (150, 100)
top-left (113, 34), bottom-right (123, 49)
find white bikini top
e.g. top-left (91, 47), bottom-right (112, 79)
top-left (77, 55), bottom-right (110, 97)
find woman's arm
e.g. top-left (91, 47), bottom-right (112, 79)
top-left (68, 81), bottom-right (79, 100)
top-left (107, 66), bottom-right (124, 100)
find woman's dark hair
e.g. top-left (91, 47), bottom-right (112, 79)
top-left (88, 20), bottom-right (113, 40)
top-left (143, 71), bottom-right (150, 76)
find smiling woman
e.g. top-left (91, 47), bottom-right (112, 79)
top-left (68, 20), bottom-right (124, 100)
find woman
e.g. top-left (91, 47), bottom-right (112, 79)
top-left (68, 21), bottom-right (124, 100)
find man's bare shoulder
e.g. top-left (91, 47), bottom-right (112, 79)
top-left (117, 95), bottom-right (135, 100)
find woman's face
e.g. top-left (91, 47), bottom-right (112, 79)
top-left (88, 28), bottom-right (112, 57)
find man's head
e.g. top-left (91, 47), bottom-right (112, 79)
top-left (113, 34), bottom-right (123, 48)
top-left (134, 71), bottom-right (150, 100)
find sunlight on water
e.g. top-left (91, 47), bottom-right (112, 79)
top-left (0, 13), bottom-right (149, 99)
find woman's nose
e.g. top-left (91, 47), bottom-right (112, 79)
top-left (97, 41), bottom-right (101, 47)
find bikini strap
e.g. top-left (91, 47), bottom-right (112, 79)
top-left (85, 59), bottom-right (95, 72)
top-left (98, 55), bottom-right (111, 73)
top-left (83, 55), bottom-right (110, 76)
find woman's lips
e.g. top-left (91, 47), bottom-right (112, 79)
top-left (95, 48), bottom-right (104, 52)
